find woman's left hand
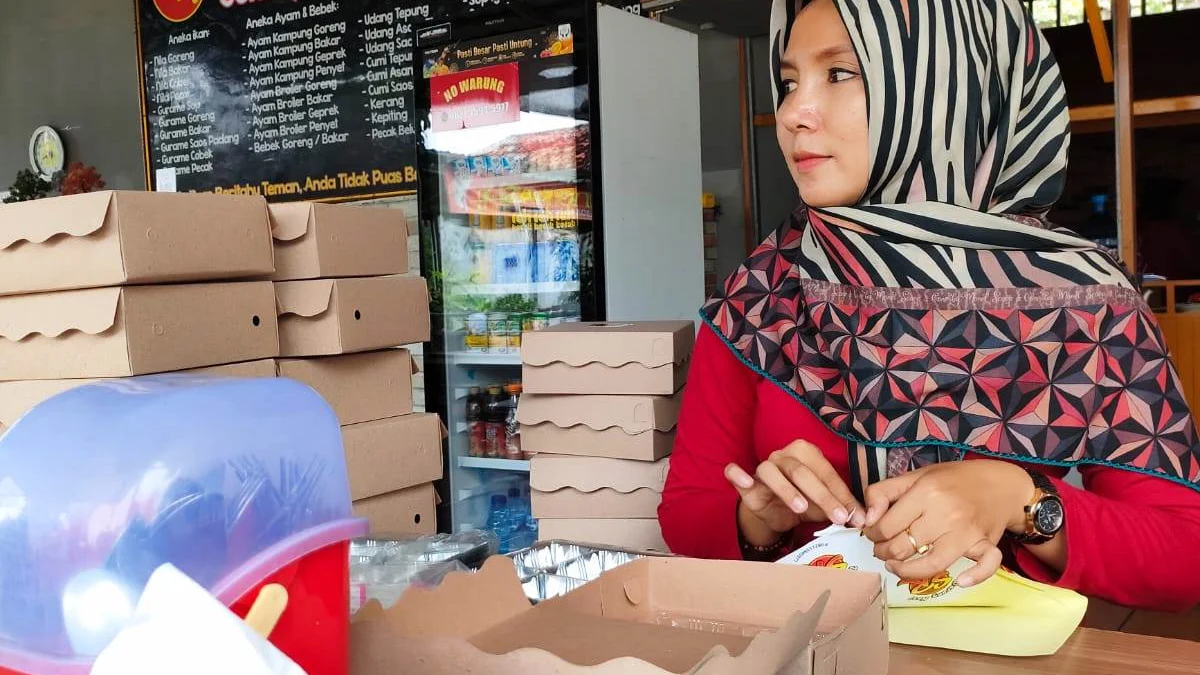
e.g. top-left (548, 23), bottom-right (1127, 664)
top-left (861, 460), bottom-right (1034, 587)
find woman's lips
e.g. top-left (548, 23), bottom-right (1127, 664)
top-left (794, 155), bottom-right (831, 172)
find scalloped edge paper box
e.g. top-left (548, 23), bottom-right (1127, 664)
top-left (517, 391), bottom-right (680, 461)
top-left (520, 320), bottom-right (694, 395)
top-left (0, 191), bottom-right (274, 296)
top-left (274, 275), bottom-right (429, 357)
top-left (0, 281), bottom-right (279, 380)
top-left (530, 455), bottom-right (668, 518)
top-left (349, 555), bottom-right (888, 675)
top-left (268, 202), bottom-right (408, 281)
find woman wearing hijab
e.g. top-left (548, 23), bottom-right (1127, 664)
top-left (659, 0), bottom-right (1200, 612)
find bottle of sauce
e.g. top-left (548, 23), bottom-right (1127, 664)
top-left (504, 383), bottom-right (523, 460)
top-left (484, 385), bottom-right (506, 458)
top-left (465, 386), bottom-right (484, 458)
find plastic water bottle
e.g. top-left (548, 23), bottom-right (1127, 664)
top-left (486, 494), bottom-right (512, 553)
top-left (507, 487), bottom-right (533, 551)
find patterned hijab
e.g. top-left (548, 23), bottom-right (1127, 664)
top-left (702, 0), bottom-right (1200, 496)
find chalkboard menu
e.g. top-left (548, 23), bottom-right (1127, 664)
top-left (135, 0), bottom-right (641, 202)
top-left (135, 0), bottom-right (451, 201)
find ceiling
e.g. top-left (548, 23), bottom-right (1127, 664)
top-left (651, 0), bottom-right (775, 36)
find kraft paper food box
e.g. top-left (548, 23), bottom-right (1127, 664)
top-left (274, 275), bottom-right (430, 357)
top-left (517, 391), bottom-right (680, 461)
top-left (0, 190), bottom-right (274, 296)
top-left (521, 320), bottom-right (695, 395)
top-left (530, 455), bottom-right (669, 519)
top-left (342, 412), bottom-right (445, 502)
top-left (0, 359), bottom-right (278, 435)
top-left (350, 556), bottom-right (888, 675)
top-left (0, 281), bottom-right (280, 380)
top-left (268, 202), bottom-right (409, 281)
top-left (277, 349), bottom-right (418, 425)
top-left (353, 483), bottom-right (438, 537)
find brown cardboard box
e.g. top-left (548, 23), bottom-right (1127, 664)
top-left (0, 191), bottom-right (274, 296)
top-left (518, 392), bottom-right (679, 461)
top-left (350, 556), bottom-right (888, 675)
top-left (0, 282), bottom-right (279, 380)
top-left (0, 359), bottom-right (278, 434)
top-left (275, 276), bottom-right (430, 357)
top-left (537, 518), bottom-right (668, 553)
top-left (343, 413), bottom-right (444, 501)
top-left (278, 349), bottom-right (416, 425)
top-left (269, 202), bottom-right (408, 281)
top-left (521, 321), bottom-right (694, 395)
top-left (354, 483), bottom-right (437, 536)
top-left (530, 455), bottom-right (668, 519)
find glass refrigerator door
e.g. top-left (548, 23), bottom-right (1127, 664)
top-left (417, 16), bottom-right (595, 546)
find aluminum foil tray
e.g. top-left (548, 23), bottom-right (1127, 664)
top-left (349, 531), bottom-right (498, 612)
top-left (507, 539), bottom-right (661, 603)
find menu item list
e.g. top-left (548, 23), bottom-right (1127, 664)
top-left (137, 0), bottom-right (436, 201)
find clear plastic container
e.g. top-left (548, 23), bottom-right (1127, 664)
top-left (0, 374), bottom-right (368, 675)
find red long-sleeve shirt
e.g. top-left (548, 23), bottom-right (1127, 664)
top-left (659, 323), bottom-right (1200, 612)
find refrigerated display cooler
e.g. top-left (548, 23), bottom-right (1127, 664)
top-left (414, 1), bottom-right (703, 539)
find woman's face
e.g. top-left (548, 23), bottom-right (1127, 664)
top-left (776, 0), bottom-right (869, 208)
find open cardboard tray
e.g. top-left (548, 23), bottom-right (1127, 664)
top-left (351, 552), bottom-right (888, 675)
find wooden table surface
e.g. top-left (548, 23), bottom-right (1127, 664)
top-left (889, 628), bottom-right (1200, 674)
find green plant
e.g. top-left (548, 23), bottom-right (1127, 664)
top-left (3, 169), bottom-right (52, 203)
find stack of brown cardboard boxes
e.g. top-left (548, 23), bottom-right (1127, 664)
top-left (265, 201), bottom-right (440, 537)
top-left (0, 191), bottom-right (281, 432)
top-left (517, 321), bottom-right (694, 552)
top-left (0, 191), bottom-right (440, 537)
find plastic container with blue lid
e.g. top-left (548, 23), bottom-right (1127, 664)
top-left (0, 375), bottom-right (368, 675)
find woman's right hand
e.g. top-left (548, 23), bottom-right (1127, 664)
top-left (725, 440), bottom-right (866, 545)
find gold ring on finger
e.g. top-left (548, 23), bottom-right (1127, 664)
top-left (906, 529), bottom-right (931, 556)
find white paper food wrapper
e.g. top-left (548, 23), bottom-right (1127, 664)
top-left (777, 525), bottom-right (984, 608)
top-left (90, 564), bottom-right (307, 675)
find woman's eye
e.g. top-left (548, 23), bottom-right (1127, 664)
top-left (828, 68), bottom-right (857, 83)
top-left (781, 79), bottom-right (799, 94)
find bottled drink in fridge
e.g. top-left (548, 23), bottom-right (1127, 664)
top-left (466, 386), bottom-right (485, 458)
top-left (507, 486), bottom-right (534, 551)
top-left (504, 383), bottom-right (523, 460)
top-left (486, 494), bottom-right (513, 553)
top-left (484, 385), bottom-right (506, 458)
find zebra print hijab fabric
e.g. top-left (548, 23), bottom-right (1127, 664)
top-left (702, 0), bottom-right (1200, 494)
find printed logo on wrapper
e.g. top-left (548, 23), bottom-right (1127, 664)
top-left (776, 524), bottom-right (979, 607)
top-left (153, 0), bottom-right (202, 22)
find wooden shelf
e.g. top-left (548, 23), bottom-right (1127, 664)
top-left (1071, 96), bottom-right (1200, 134)
top-left (751, 95), bottom-right (1200, 133)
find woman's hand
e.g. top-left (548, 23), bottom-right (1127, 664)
top-left (862, 460), bottom-right (1035, 587)
top-left (725, 440), bottom-right (866, 546)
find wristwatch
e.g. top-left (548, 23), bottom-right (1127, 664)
top-left (1009, 468), bottom-right (1065, 545)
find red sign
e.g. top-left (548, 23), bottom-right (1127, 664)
top-left (153, 0), bottom-right (202, 22)
top-left (430, 63), bottom-right (521, 132)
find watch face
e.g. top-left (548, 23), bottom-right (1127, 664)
top-left (1033, 497), bottom-right (1065, 535)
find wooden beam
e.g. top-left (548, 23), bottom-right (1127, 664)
top-left (1114, 0), bottom-right (1137, 272)
top-left (757, 96), bottom-right (1200, 134)
top-left (739, 39), bottom-right (756, 256)
top-left (1084, 0), bottom-right (1115, 84)
top-left (1071, 96), bottom-right (1200, 122)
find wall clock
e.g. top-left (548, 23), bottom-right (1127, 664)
top-left (28, 126), bottom-right (65, 180)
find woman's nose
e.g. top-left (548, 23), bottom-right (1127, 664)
top-left (778, 91), bottom-right (821, 133)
